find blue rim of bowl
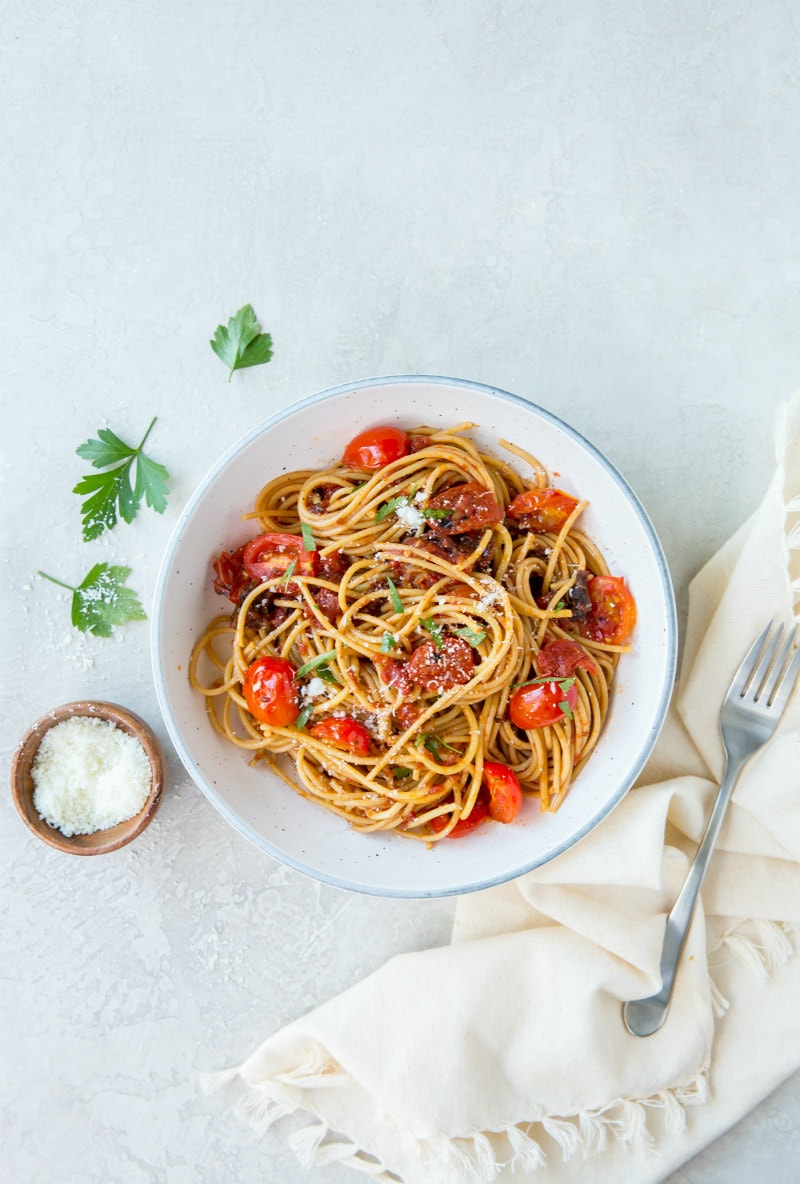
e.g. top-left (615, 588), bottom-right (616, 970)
top-left (152, 374), bottom-right (678, 897)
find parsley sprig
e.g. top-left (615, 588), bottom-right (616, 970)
top-left (37, 565), bottom-right (146, 637)
top-left (73, 418), bottom-right (169, 541)
top-left (418, 733), bottom-right (461, 759)
top-left (210, 304), bottom-right (273, 381)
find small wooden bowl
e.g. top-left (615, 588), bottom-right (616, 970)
top-left (10, 701), bottom-right (165, 856)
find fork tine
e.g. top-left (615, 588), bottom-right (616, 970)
top-left (749, 623), bottom-right (785, 699)
top-left (731, 620), bottom-right (773, 696)
top-left (766, 628), bottom-right (800, 714)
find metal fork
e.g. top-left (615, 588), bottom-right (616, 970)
top-left (623, 620), bottom-right (800, 1037)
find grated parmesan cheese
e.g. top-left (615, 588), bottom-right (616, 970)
top-left (31, 716), bottom-right (151, 836)
top-left (394, 502), bottom-right (426, 532)
top-left (300, 677), bottom-right (328, 702)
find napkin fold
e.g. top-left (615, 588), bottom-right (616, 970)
top-left (208, 398), bottom-right (800, 1184)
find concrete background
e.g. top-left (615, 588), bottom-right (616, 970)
top-left (3, 3), bottom-right (799, 1181)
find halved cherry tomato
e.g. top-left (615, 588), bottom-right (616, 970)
top-left (375, 656), bottom-right (414, 694)
top-left (407, 635), bottom-right (475, 691)
top-left (430, 799), bottom-right (489, 838)
top-left (579, 575), bottom-right (637, 646)
top-left (243, 656), bottom-right (299, 727)
top-left (243, 533), bottom-right (319, 584)
top-left (482, 760), bottom-right (523, 823)
top-left (212, 544), bottom-right (250, 603)
top-left (395, 701), bottom-right (421, 730)
top-left (508, 679), bottom-right (579, 729)
top-left (425, 481), bottom-right (504, 535)
top-left (408, 434), bottom-right (432, 453)
top-left (309, 717), bottom-right (371, 755)
top-left (506, 487), bottom-right (581, 532)
top-left (342, 427), bottom-right (409, 470)
top-left (317, 548), bottom-right (349, 580)
top-left (534, 638), bottom-right (598, 678)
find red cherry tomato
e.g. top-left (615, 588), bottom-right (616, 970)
top-left (430, 799), bottom-right (489, 838)
top-left (408, 434), bottom-right (433, 453)
top-left (243, 533), bottom-right (319, 584)
top-left (534, 638), bottom-right (598, 678)
top-left (579, 575), bottom-right (637, 646)
top-left (506, 487), bottom-right (581, 532)
top-left (508, 679), bottom-right (579, 730)
top-left (407, 635), bottom-right (475, 691)
top-left (243, 656), bottom-right (299, 727)
top-left (309, 717), bottom-right (372, 755)
top-left (375, 656), bottom-right (414, 694)
top-left (212, 544), bottom-right (250, 603)
top-left (342, 427), bottom-right (409, 470)
top-left (482, 760), bottom-right (523, 823)
top-left (425, 482), bottom-right (504, 535)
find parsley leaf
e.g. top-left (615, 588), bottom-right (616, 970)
top-left (420, 617), bottom-right (444, 650)
top-left (418, 733), bottom-right (460, 757)
top-left (559, 699), bottom-right (574, 720)
top-left (73, 418), bottom-right (169, 541)
top-left (421, 507), bottom-right (449, 520)
top-left (296, 649), bottom-right (337, 678)
top-left (210, 304), bottom-right (273, 381)
top-left (386, 576), bottom-right (404, 614)
top-left (380, 632), bottom-right (397, 653)
top-left (392, 766), bottom-right (413, 779)
top-left (451, 625), bottom-right (486, 648)
top-left (375, 495), bottom-right (408, 524)
top-left (296, 704), bottom-right (315, 731)
top-left (281, 558), bottom-right (298, 588)
top-left (300, 522), bottom-right (317, 551)
top-left (37, 564), bottom-right (146, 637)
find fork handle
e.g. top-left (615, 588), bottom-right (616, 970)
top-left (622, 752), bottom-right (746, 1036)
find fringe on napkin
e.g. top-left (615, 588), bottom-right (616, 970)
top-left (200, 1059), bottom-right (711, 1183)
top-left (201, 919), bottom-right (799, 1182)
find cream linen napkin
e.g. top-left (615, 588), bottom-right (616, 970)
top-left (208, 398), bottom-right (800, 1184)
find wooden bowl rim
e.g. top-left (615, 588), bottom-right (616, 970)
top-left (10, 700), bottom-right (165, 856)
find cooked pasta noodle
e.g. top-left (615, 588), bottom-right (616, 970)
top-left (189, 424), bottom-right (636, 840)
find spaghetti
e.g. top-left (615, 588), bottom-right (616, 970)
top-left (190, 423), bottom-right (636, 840)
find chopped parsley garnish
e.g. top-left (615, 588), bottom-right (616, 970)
top-left (316, 666), bottom-right (340, 685)
top-left (380, 632), bottom-right (397, 653)
top-left (421, 507), bottom-right (449, 520)
top-left (300, 522), bottom-right (317, 551)
top-left (419, 733), bottom-right (461, 758)
top-left (295, 704), bottom-right (315, 731)
top-left (386, 576), bottom-right (404, 614)
top-left (420, 617), bottom-right (444, 650)
top-left (73, 418), bottom-right (169, 541)
top-left (281, 559), bottom-right (298, 588)
top-left (451, 625), bottom-right (486, 648)
top-left (210, 303), bottom-right (273, 381)
top-left (392, 766), bottom-right (413, 779)
top-left (37, 564), bottom-right (146, 637)
top-left (558, 699), bottom-right (574, 720)
top-left (375, 495), bottom-right (407, 523)
top-left (295, 649), bottom-right (337, 678)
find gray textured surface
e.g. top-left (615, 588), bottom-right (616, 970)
top-left (3, 2), bottom-right (800, 1181)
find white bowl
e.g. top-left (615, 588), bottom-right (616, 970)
top-left (153, 376), bottom-right (676, 897)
